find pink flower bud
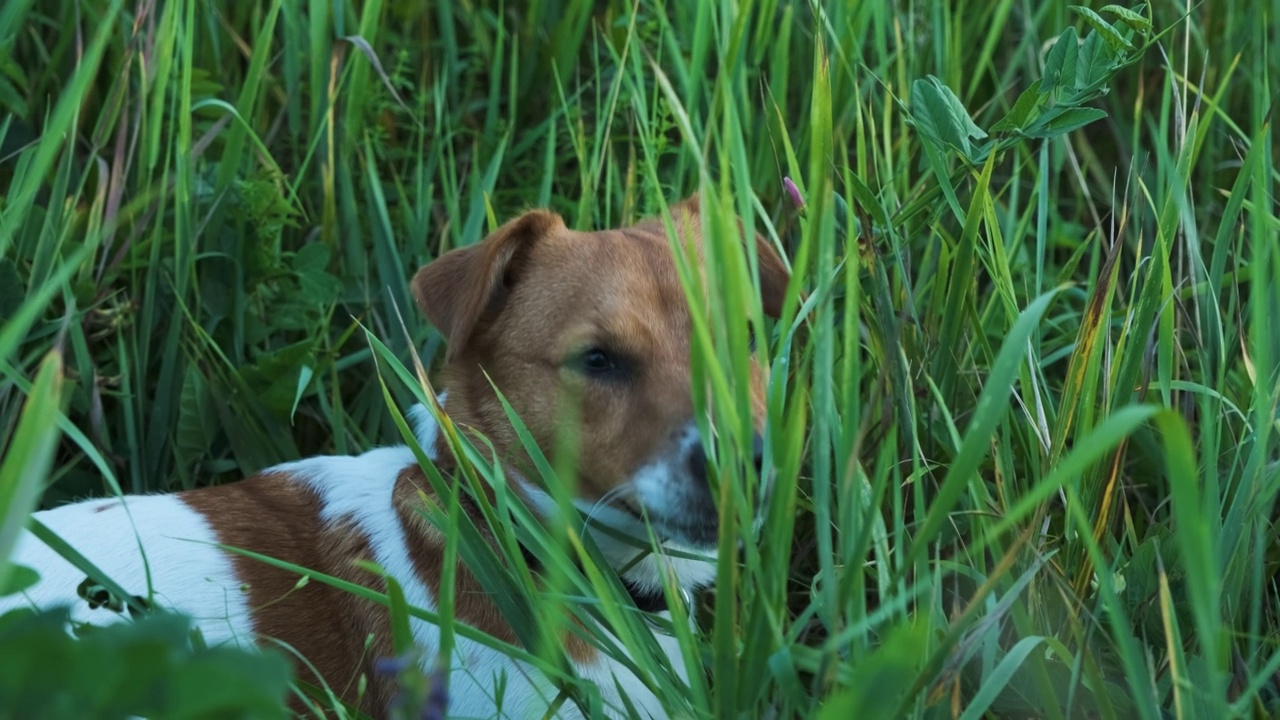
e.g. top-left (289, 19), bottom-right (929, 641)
top-left (783, 176), bottom-right (805, 209)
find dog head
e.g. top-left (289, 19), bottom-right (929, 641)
top-left (411, 196), bottom-right (791, 589)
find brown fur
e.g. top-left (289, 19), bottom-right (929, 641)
top-left (180, 464), bottom-right (602, 714)
top-left (181, 473), bottom-right (398, 714)
top-left (411, 196), bottom-right (789, 504)
top-left (392, 466), bottom-right (597, 664)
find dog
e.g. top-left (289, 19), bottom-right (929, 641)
top-left (0, 195), bottom-right (791, 718)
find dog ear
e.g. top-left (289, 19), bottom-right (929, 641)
top-left (673, 192), bottom-right (792, 318)
top-left (669, 193), bottom-right (701, 217)
top-left (412, 209), bottom-right (564, 361)
top-left (754, 234), bottom-right (792, 319)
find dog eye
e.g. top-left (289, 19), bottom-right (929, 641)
top-left (578, 347), bottom-right (623, 377)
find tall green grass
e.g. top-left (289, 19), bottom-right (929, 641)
top-left (2, 0), bottom-right (1278, 717)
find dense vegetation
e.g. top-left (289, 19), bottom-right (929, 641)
top-left (1, 0), bottom-right (1277, 717)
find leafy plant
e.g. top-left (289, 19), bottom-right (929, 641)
top-left (0, 607), bottom-right (292, 719)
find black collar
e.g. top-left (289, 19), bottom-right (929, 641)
top-left (620, 577), bottom-right (669, 613)
top-left (454, 483), bottom-right (672, 613)
top-left (514, 532), bottom-right (669, 613)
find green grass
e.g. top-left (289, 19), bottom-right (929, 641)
top-left (2, 0), bottom-right (1278, 717)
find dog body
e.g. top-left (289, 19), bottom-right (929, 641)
top-left (1, 197), bottom-right (789, 718)
top-left (5, 407), bottom-right (680, 718)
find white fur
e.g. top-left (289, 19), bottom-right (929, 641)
top-left (533, 420), bottom-right (722, 595)
top-left (0, 495), bottom-right (254, 644)
top-left (0, 399), bottom-right (690, 719)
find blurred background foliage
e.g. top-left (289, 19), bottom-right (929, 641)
top-left (1, 0), bottom-right (1278, 717)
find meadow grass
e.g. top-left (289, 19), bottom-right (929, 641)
top-left (1, 0), bottom-right (1278, 717)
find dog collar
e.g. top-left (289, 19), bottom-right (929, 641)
top-left (447, 470), bottom-right (679, 615)
top-left (514, 537), bottom-right (672, 614)
top-left (620, 578), bottom-right (669, 613)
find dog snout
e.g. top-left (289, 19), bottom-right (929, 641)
top-left (687, 431), bottom-right (766, 484)
top-left (688, 440), bottom-right (709, 485)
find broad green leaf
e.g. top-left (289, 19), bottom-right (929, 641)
top-left (0, 563), bottom-right (38, 597)
top-left (910, 75), bottom-right (988, 160)
top-left (0, 607), bottom-right (292, 718)
top-left (290, 365), bottom-right (315, 423)
top-left (292, 241), bottom-right (331, 273)
top-left (1075, 31), bottom-right (1117, 93)
top-left (1024, 107), bottom-right (1109, 139)
top-left (1101, 4), bottom-right (1152, 32)
top-left (1041, 26), bottom-right (1079, 97)
top-left (990, 79), bottom-right (1045, 133)
top-left (1071, 6), bottom-right (1136, 51)
top-left (815, 620), bottom-right (929, 718)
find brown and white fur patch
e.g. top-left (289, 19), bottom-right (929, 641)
top-left (0, 196), bottom-right (791, 718)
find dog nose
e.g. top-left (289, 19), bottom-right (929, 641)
top-left (689, 441), bottom-right (708, 485)
top-left (688, 433), bottom-right (766, 484)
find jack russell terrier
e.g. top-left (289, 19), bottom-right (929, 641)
top-left (0, 195), bottom-right (791, 718)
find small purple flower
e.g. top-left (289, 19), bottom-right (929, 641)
top-left (421, 666), bottom-right (449, 720)
top-left (783, 176), bottom-right (805, 209)
top-left (375, 651), bottom-right (450, 720)
top-left (374, 655), bottom-right (410, 676)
